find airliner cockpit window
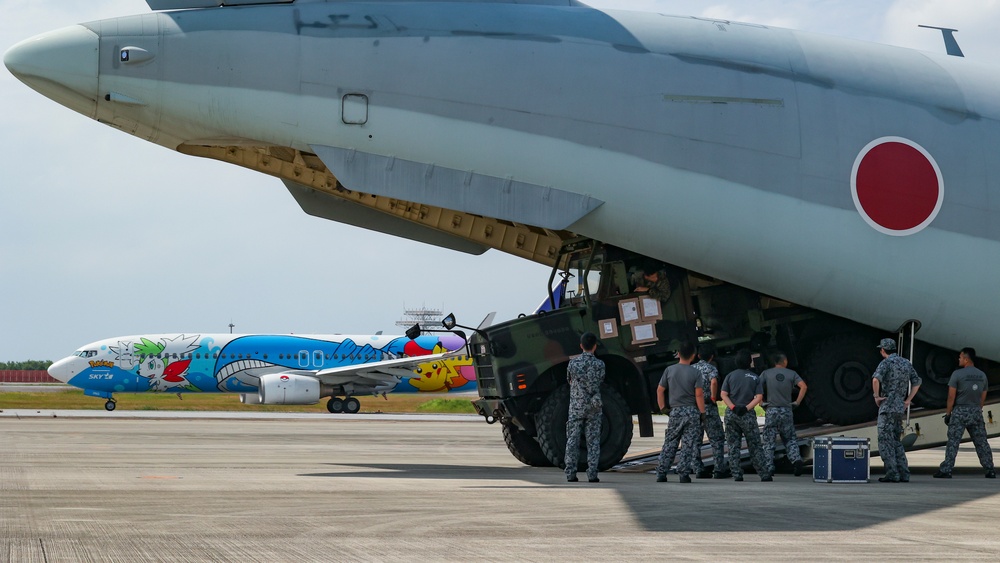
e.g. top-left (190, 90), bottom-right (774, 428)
top-left (74, 350), bottom-right (98, 358)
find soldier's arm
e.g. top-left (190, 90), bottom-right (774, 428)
top-left (946, 386), bottom-right (956, 415)
top-left (710, 378), bottom-right (719, 403)
top-left (695, 387), bottom-right (706, 414)
top-left (905, 371), bottom-right (921, 406)
top-left (747, 393), bottom-right (763, 411)
top-left (657, 384), bottom-right (668, 412)
top-left (982, 389), bottom-right (988, 408)
top-left (794, 380), bottom-right (808, 405)
top-left (721, 390), bottom-right (734, 410)
top-left (872, 378), bottom-right (883, 405)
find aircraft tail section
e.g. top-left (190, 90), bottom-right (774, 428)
top-left (534, 276), bottom-right (568, 313)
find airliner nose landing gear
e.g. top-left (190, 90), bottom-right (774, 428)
top-left (104, 399), bottom-right (117, 411)
top-left (326, 396), bottom-right (361, 414)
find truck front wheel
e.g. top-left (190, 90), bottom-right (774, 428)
top-left (501, 422), bottom-right (553, 467)
top-left (535, 384), bottom-right (633, 471)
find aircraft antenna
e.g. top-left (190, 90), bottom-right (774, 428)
top-left (918, 25), bottom-right (964, 57)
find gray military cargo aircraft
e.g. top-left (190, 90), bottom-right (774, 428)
top-left (5, 1), bottom-right (999, 427)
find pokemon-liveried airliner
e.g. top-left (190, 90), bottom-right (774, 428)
top-left (48, 332), bottom-right (472, 411)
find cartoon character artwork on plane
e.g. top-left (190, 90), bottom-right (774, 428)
top-left (406, 352), bottom-right (476, 393)
top-left (50, 332), bottom-right (469, 412)
top-left (121, 335), bottom-right (201, 392)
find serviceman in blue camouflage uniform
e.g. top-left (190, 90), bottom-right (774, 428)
top-left (564, 332), bottom-right (606, 483)
top-left (934, 347), bottom-right (996, 479)
top-left (760, 351), bottom-right (808, 477)
top-left (721, 349), bottom-right (770, 481)
top-left (654, 340), bottom-right (706, 483)
top-left (688, 343), bottom-right (728, 479)
top-left (872, 338), bottom-right (921, 483)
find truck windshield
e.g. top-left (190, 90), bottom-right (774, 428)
top-left (558, 245), bottom-right (605, 304)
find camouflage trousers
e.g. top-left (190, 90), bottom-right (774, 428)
top-left (689, 408), bottom-right (726, 474)
top-left (762, 407), bottom-right (801, 475)
top-left (565, 407), bottom-right (602, 480)
top-left (877, 412), bottom-right (909, 480)
top-left (939, 406), bottom-right (995, 473)
top-left (656, 406), bottom-right (702, 478)
top-left (725, 410), bottom-right (768, 479)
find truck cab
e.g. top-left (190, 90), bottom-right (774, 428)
top-left (470, 238), bottom-right (698, 469)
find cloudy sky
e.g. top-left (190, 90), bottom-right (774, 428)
top-left (1, 0), bottom-right (996, 361)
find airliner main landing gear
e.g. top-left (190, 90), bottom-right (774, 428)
top-left (326, 396), bottom-right (361, 414)
top-left (344, 397), bottom-right (360, 414)
top-left (104, 399), bottom-right (117, 411)
top-left (327, 397), bottom-right (344, 413)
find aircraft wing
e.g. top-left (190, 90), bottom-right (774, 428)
top-left (313, 351), bottom-right (463, 387)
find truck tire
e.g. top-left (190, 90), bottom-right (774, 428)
top-left (801, 334), bottom-right (880, 425)
top-left (911, 343), bottom-right (953, 408)
top-left (535, 384), bottom-right (633, 472)
top-left (501, 422), bottom-right (553, 467)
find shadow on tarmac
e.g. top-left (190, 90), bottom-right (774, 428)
top-left (303, 462), bottom-right (999, 532)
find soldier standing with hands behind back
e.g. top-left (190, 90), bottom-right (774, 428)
top-left (690, 343), bottom-right (728, 478)
top-left (934, 347), bottom-right (995, 479)
top-left (721, 349), bottom-right (770, 481)
top-left (564, 332), bottom-right (605, 483)
top-left (654, 341), bottom-right (706, 483)
top-left (872, 338), bottom-right (921, 483)
top-left (760, 351), bottom-right (808, 477)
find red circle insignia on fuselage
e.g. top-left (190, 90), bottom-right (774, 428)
top-left (851, 137), bottom-right (943, 236)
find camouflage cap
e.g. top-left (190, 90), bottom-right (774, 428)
top-left (877, 338), bottom-right (897, 351)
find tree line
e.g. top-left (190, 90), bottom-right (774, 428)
top-left (0, 360), bottom-right (53, 370)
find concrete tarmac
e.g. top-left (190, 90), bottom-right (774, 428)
top-left (2, 414), bottom-right (999, 562)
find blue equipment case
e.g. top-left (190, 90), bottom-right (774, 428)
top-left (813, 436), bottom-right (870, 483)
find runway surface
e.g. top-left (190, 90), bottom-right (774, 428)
top-left (2, 413), bottom-right (999, 561)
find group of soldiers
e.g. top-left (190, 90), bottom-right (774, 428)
top-left (563, 333), bottom-right (995, 483)
top-left (652, 341), bottom-right (807, 482)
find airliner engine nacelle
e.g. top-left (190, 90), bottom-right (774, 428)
top-left (257, 373), bottom-right (321, 405)
top-left (239, 393), bottom-right (263, 405)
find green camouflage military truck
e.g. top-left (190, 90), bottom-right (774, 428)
top-left (469, 237), bottom-right (982, 470)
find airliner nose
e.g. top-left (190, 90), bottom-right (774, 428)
top-left (48, 357), bottom-right (77, 384)
top-left (4, 24), bottom-right (100, 119)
